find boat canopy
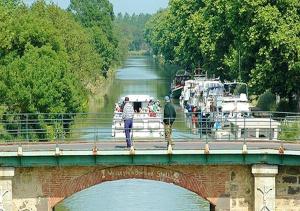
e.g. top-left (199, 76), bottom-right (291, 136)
top-left (119, 95), bottom-right (154, 103)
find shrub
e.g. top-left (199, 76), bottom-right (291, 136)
top-left (256, 90), bottom-right (276, 111)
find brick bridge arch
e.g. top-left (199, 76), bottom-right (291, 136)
top-left (48, 165), bottom-right (227, 208)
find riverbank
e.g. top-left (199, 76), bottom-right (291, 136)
top-left (87, 69), bottom-right (115, 113)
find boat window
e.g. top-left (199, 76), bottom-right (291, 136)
top-left (133, 102), bottom-right (142, 112)
top-left (241, 112), bottom-right (249, 117)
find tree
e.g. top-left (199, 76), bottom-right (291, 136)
top-left (0, 0), bottom-right (127, 140)
top-left (145, 0), bottom-right (300, 104)
top-left (69, 0), bottom-right (118, 74)
top-left (114, 13), bottom-right (151, 52)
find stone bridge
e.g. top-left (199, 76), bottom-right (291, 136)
top-left (0, 141), bottom-right (300, 210)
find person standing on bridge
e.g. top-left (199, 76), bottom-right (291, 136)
top-left (122, 96), bottom-right (134, 149)
top-left (163, 96), bottom-right (176, 147)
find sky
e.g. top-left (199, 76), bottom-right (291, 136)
top-left (24, 0), bottom-right (169, 14)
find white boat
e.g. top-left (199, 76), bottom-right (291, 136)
top-left (222, 93), bottom-right (250, 118)
top-left (222, 82), bottom-right (250, 118)
top-left (212, 83), bottom-right (251, 139)
top-left (179, 76), bottom-right (208, 108)
top-left (112, 95), bottom-right (164, 138)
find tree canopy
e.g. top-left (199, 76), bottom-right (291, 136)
top-left (0, 0), bottom-right (130, 114)
top-left (114, 13), bottom-right (151, 52)
top-left (145, 0), bottom-right (300, 101)
top-left (0, 0), bottom-right (126, 140)
top-left (69, 0), bottom-right (118, 74)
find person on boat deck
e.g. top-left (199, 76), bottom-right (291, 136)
top-left (183, 87), bottom-right (190, 106)
top-left (120, 100), bottom-right (125, 112)
top-left (163, 96), bottom-right (176, 147)
top-left (192, 107), bottom-right (198, 134)
top-left (122, 97), bottom-right (134, 149)
top-left (115, 103), bottom-right (121, 112)
top-left (152, 101), bottom-right (159, 113)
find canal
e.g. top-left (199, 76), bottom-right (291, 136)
top-left (55, 56), bottom-right (210, 210)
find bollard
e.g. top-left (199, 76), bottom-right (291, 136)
top-left (167, 144), bottom-right (173, 154)
top-left (17, 145), bottom-right (23, 156)
top-left (129, 146), bottom-right (135, 155)
top-left (242, 144), bottom-right (248, 154)
top-left (55, 145), bottom-right (60, 156)
top-left (92, 145), bottom-right (98, 155)
top-left (278, 146), bottom-right (285, 154)
top-left (204, 143), bottom-right (210, 154)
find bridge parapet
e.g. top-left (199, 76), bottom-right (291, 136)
top-left (0, 112), bottom-right (299, 210)
top-left (0, 111), bottom-right (299, 143)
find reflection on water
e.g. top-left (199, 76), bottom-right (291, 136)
top-left (56, 179), bottom-right (210, 211)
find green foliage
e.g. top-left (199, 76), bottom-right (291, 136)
top-left (275, 100), bottom-right (298, 113)
top-left (31, 2), bottom-right (105, 94)
top-left (112, 23), bottom-right (131, 64)
top-left (145, 10), bottom-right (177, 62)
top-left (115, 13), bottom-right (151, 52)
top-left (0, 2), bottom-right (92, 114)
top-left (69, 0), bottom-right (118, 74)
top-left (256, 90), bottom-right (276, 111)
top-left (2, 45), bottom-right (84, 113)
top-left (0, 106), bottom-right (11, 141)
top-left (0, 1), bottom-right (119, 140)
top-left (279, 121), bottom-right (300, 141)
top-left (68, 0), bottom-right (114, 32)
top-left (145, 0), bottom-right (300, 100)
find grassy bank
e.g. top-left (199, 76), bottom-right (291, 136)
top-left (87, 69), bottom-right (116, 113)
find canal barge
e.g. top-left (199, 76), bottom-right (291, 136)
top-left (112, 95), bottom-right (164, 138)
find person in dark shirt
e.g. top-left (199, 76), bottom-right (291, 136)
top-left (163, 96), bottom-right (176, 147)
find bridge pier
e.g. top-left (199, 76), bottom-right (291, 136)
top-left (0, 167), bottom-right (14, 211)
top-left (252, 164), bottom-right (278, 211)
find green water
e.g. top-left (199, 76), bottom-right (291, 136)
top-left (56, 56), bottom-right (210, 210)
top-left (56, 179), bottom-right (210, 211)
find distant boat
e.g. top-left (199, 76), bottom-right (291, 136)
top-left (171, 68), bottom-right (207, 99)
top-left (170, 72), bottom-right (191, 99)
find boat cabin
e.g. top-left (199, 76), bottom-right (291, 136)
top-left (112, 95), bottom-right (164, 138)
top-left (118, 95), bottom-right (155, 113)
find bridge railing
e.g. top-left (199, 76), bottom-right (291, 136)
top-left (0, 111), bottom-right (299, 144)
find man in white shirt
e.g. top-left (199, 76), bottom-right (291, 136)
top-left (122, 97), bottom-right (134, 148)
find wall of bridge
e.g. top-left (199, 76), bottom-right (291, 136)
top-left (2, 165), bottom-right (299, 211)
top-left (276, 166), bottom-right (300, 208)
top-left (10, 165), bottom-right (253, 211)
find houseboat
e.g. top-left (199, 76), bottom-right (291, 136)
top-left (112, 95), bottom-right (164, 138)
